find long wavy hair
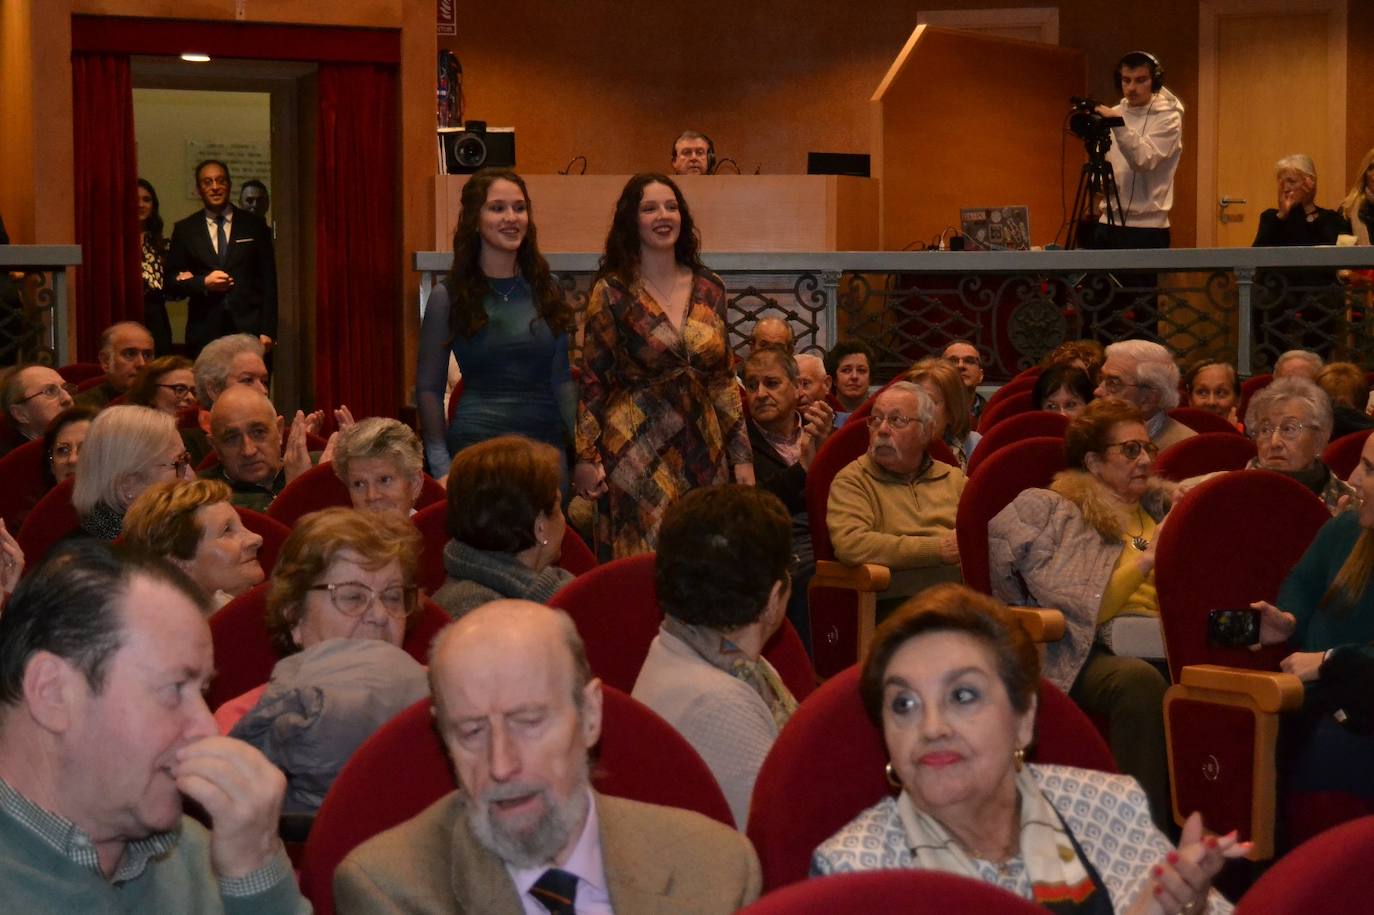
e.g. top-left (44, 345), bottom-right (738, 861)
top-left (1340, 147), bottom-right (1374, 218)
top-left (137, 178), bottom-right (164, 247)
top-left (443, 168), bottom-right (571, 340)
top-left (594, 173), bottom-right (706, 290)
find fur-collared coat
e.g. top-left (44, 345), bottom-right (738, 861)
top-left (987, 470), bottom-right (1174, 690)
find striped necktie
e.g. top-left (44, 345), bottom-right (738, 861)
top-left (530, 867), bottom-right (578, 914)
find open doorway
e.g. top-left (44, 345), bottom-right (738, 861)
top-left (131, 56), bottom-right (316, 411)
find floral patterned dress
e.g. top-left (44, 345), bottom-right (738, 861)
top-left (576, 269), bottom-right (751, 559)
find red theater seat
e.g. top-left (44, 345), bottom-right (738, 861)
top-left (738, 871), bottom-right (1044, 914)
top-left (0, 438), bottom-right (52, 532)
top-left (1168, 406), bottom-right (1244, 436)
top-left (299, 688), bottom-right (733, 915)
top-left (1323, 428), bottom-right (1372, 481)
top-left (15, 477), bottom-right (79, 569)
top-left (746, 665), bottom-right (1114, 891)
top-left (548, 553), bottom-right (815, 701)
top-left (264, 460), bottom-right (445, 527)
top-left (206, 581), bottom-right (450, 711)
top-left (1236, 815), bottom-right (1374, 914)
top-left (1153, 431), bottom-right (1257, 481)
top-left (1155, 470), bottom-right (1362, 859)
top-left (965, 410), bottom-right (1068, 478)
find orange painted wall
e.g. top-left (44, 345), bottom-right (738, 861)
top-left (444, 0), bottom-right (1204, 246)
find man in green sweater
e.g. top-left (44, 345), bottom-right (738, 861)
top-left (0, 541), bottom-right (309, 913)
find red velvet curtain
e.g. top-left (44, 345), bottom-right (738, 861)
top-left (315, 63), bottom-right (400, 419)
top-left (71, 52), bottom-right (142, 361)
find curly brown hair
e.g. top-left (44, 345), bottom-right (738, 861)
top-left (266, 507), bottom-right (422, 656)
top-left (594, 173), bottom-right (707, 290)
top-left (443, 168), bottom-right (572, 341)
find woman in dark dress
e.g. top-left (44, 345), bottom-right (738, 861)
top-left (137, 178), bottom-right (173, 356)
top-left (415, 169), bottom-right (575, 487)
top-left (573, 174), bottom-right (752, 559)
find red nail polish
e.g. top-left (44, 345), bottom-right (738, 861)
top-left (1153, 866), bottom-right (1164, 877)
top-left (1206, 836), bottom-right (1218, 849)
top-left (1154, 886), bottom-right (1164, 897)
top-left (1167, 852), bottom-right (1179, 864)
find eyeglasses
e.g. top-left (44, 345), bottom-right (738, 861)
top-left (17, 382), bottom-right (77, 403)
top-left (157, 383), bottom-right (194, 399)
top-left (866, 413), bottom-right (920, 431)
top-left (153, 450), bottom-right (194, 475)
top-left (198, 176), bottom-right (230, 188)
top-left (945, 355), bottom-right (981, 367)
top-left (1249, 420), bottom-right (1312, 442)
top-left (1103, 440), bottom-right (1159, 461)
top-left (50, 442), bottom-right (82, 462)
top-left (308, 582), bottom-right (418, 618)
top-left (1098, 375), bottom-right (1141, 395)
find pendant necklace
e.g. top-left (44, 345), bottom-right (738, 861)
top-left (1129, 505), bottom-right (1150, 551)
top-left (488, 275), bottom-right (521, 303)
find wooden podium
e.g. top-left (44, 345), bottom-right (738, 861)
top-left (434, 174), bottom-right (879, 252)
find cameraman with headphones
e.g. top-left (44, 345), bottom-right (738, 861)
top-left (671, 130), bottom-right (715, 175)
top-left (1090, 51), bottom-right (1184, 250)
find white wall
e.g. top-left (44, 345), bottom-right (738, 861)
top-left (133, 88), bottom-right (271, 340)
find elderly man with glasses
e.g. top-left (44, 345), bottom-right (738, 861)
top-left (826, 381), bottom-right (965, 618)
top-left (1094, 339), bottom-right (1196, 450)
top-left (0, 365), bottom-right (76, 458)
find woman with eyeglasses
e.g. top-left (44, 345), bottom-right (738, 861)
top-left (1243, 377), bottom-right (1351, 515)
top-left (71, 405), bottom-right (193, 540)
top-left (988, 398), bottom-right (1174, 829)
top-left (41, 405), bottom-right (96, 487)
top-left (215, 507), bottom-right (429, 812)
top-left (126, 355), bottom-right (197, 416)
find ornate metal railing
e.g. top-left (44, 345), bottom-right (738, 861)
top-left (415, 247), bottom-right (1374, 382)
top-left (0, 246), bottom-right (81, 367)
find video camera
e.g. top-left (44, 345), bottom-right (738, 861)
top-left (1068, 97), bottom-right (1124, 142)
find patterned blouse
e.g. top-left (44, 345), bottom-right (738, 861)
top-left (812, 764), bottom-right (1234, 914)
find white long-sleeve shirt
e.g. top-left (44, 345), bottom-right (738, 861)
top-left (1100, 87), bottom-right (1184, 229)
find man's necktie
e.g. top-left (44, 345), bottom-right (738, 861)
top-left (530, 868), bottom-right (578, 915)
top-left (215, 213), bottom-right (228, 267)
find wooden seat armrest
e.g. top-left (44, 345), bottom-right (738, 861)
top-left (811, 560), bottom-right (892, 593)
top-left (1009, 607), bottom-right (1065, 643)
top-left (1178, 664), bottom-right (1305, 714)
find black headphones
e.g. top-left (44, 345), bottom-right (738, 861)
top-left (671, 132), bottom-right (716, 174)
top-left (1115, 51), bottom-right (1164, 93)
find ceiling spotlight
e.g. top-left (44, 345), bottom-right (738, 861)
top-left (180, 53), bottom-right (211, 63)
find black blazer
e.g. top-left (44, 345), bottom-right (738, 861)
top-left (166, 205), bottom-right (277, 352)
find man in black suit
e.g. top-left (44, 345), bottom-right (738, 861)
top-left (167, 160), bottom-right (277, 358)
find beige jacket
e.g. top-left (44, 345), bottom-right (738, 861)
top-left (827, 453), bottom-right (966, 600)
top-left (988, 470), bottom-right (1173, 690)
top-left (334, 790), bottom-right (761, 915)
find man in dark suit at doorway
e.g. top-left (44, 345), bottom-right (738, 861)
top-left (167, 159), bottom-right (277, 359)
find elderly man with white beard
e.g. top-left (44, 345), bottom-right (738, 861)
top-left (334, 600), bottom-right (761, 914)
top-left (827, 382), bottom-right (966, 618)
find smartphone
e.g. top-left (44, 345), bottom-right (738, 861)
top-left (1207, 608), bottom-right (1260, 648)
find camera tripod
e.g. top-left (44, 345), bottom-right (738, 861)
top-left (1067, 133), bottom-right (1125, 249)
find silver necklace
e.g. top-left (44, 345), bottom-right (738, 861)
top-left (488, 275), bottom-right (521, 303)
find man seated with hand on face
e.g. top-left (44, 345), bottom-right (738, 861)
top-left (0, 541), bottom-right (308, 913)
top-left (827, 382), bottom-right (965, 618)
top-left (334, 599), bottom-right (761, 915)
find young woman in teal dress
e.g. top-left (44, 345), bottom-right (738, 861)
top-left (417, 169), bottom-right (575, 487)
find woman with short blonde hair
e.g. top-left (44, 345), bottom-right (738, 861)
top-left (71, 405), bottom-right (190, 538)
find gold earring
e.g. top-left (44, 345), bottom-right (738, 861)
top-left (1013, 747), bottom-right (1026, 772)
top-left (884, 762), bottom-right (902, 789)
